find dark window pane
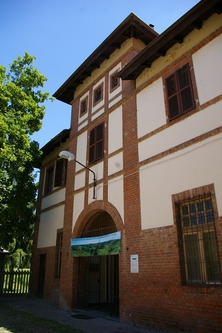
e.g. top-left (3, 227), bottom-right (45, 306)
top-left (169, 96), bottom-right (179, 118)
top-left (184, 234), bottom-right (201, 283)
top-left (90, 130), bottom-right (95, 145)
top-left (198, 213), bottom-right (205, 224)
top-left (45, 167), bottom-right (54, 194)
top-left (89, 146), bottom-right (94, 163)
top-left (203, 232), bottom-right (221, 283)
top-left (190, 203), bottom-right (196, 214)
top-left (197, 202), bottom-right (204, 212)
top-left (96, 124), bottom-right (103, 141)
top-left (166, 75), bottom-right (176, 96)
top-left (183, 216), bottom-right (190, 227)
top-left (181, 87), bottom-right (193, 112)
top-left (206, 199), bottom-right (212, 210)
top-left (178, 66), bottom-right (189, 88)
top-left (96, 141), bottom-right (103, 159)
top-left (182, 205), bottom-right (188, 215)
top-left (191, 216), bottom-right (197, 226)
top-left (54, 159), bottom-right (67, 187)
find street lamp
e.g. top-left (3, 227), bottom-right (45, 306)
top-left (59, 150), bottom-right (97, 199)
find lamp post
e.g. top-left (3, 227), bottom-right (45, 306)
top-left (59, 150), bottom-right (97, 199)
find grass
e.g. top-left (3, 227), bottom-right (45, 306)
top-left (0, 303), bottom-right (84, 333)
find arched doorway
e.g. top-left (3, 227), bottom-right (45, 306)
top-left (77, 211), bottom-right (119, 317)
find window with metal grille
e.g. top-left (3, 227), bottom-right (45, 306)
top-left (166, 64), bottom-right (195, 120)
top-left (44, 166), bottom-right (54, 194)
top-left (89, 123), bottom-right (104, 164)
top-left (55, 231), bottom-right (63, 278)
top-left (54, 158), bottom-right (67, 187)
top-left (176, 195), bottom-right (221, 286)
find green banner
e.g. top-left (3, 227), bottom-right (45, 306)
top-left (70, 231), bottom-right (121, 257)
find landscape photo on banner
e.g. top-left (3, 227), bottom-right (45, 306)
top-left (70, 231), bottom-right (121, 257)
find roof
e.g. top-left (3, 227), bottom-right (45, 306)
top-left (53, 13), bottom-right (158, 104)
top-left (117, 0), bottom-right (222, 80)
top-left (41, 129), bottom-right (70, 159)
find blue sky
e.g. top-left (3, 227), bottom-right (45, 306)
top-left (1, 0), bottom-right (199, 148)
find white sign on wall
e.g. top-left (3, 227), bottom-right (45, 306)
top-left (130, 254), bottom-right (139, 273)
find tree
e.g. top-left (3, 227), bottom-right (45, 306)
top-left (0, 52), bottom-right (52, 257)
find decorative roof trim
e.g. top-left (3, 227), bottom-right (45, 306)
top-left (117, 0), bottom-right (222, 80)
top-left (53, 13), bottom-right (158, 104)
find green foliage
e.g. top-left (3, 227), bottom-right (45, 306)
top-left (0, 52), bottom-right (53, 255)
top-left (70, 239), bottom-right (121, 257)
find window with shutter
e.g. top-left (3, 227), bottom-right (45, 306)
top-left (166, 64), bottom-right (195, 121)
top-left (54, 158), bottom-right (67, 187)
top-left (89, 123), bottom-right (104, 164)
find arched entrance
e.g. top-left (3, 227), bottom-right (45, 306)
top-left (77, 211), bottom-right (119, 317)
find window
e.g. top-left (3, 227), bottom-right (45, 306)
top-left (80, 97), bottom-right (88, 116)
top-left (110, 72), bottom-right (120, 91)
top-left (94, 84), bottom-right (103, 104)
top-left (166, 64), bottom-right (195, 120)
top-left (44, 166), bottom-right (54, 194)
top-left (54, 158), bottom-right (67, 187)
top-left (176, 195), bottom-right (221, 286)
top-left (55, 231), bottom-right (63, 278)
top-left (89, 123), bottom-right (104, 164)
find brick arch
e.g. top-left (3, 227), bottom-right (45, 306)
top-left (72, 200), bottom-right (124, 238)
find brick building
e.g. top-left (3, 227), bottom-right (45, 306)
top-left (31, 1), bottom-right (222, 331)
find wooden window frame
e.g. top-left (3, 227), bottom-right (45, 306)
top-left (80, 97), bottom-right (88, 117)
top-left (54, 158), bottom-right (67, 187)
top-left (93, 84), bottom-right (103, 106)
top-left (110, 71), bottom-right (120, 92)
top-left (166, 63), bottom-right (195, 121)
top-left (44, 166), bottom-right (54, 194)
top-left (89, 123), bottom-right (104, 164)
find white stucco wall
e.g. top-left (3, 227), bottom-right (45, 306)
top-left (108, 176), bottom-right (124, 222)
top-left (41, 188), bottom-right (66, 210)
top-left (108, 152), bottom-right (123, 176)
top-left (72, 191), bottom-right (85, 231)
top-left (108, 106), bottom-right (123, 154)
top-left (74, 170), bottom-right (86, 191)
top-left (139, 101), bottom-right (222, 162)
top-left (76, 131), bottom-right (87, 170)
top-left (139, 134), bottom-right (222, 230)
top-left (37, 205), bottom-right (65, 248)
top-left (137, 78), bottom-right (166, 138)
top-left (192, 34), bottom-right (222, 105)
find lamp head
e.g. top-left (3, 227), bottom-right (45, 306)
top-left (59, 150), bottom-right (75, 161)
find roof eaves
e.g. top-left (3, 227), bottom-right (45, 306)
top-left (41, 129), bottom-right (70, 159)
top-left (53, 13), bottom-right (158, 104)
top-left (118, 0), bottom-right (222, 80)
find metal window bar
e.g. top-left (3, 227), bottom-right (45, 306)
top-left (176, 194), bottom-right (221, 286)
